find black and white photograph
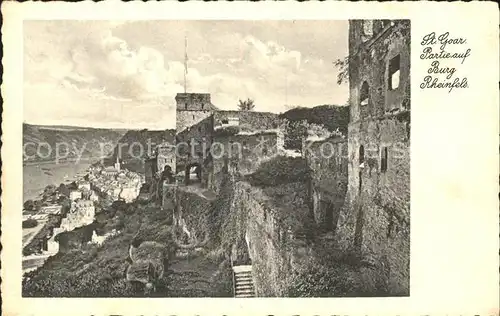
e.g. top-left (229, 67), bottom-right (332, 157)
top-left (20, 19), bottom-right (410, 298)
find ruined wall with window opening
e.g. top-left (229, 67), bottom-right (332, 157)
top-left (337, 19), bottom-right (411, 296)
top-left (211, 132), bottom-right (279, 193)
top-left (303, 137), bottom-right (348, 234)
top-left (175, 114), bottom-right (215, 188)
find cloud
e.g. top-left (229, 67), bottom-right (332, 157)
top-left (23, 20), bottom-right (349, 128)
top-left (241, 36), bottom-right (302, 73)
top-left (169, 34), bottom-right (307, 112)
top-left (67, 30), bottom-right (173, 101)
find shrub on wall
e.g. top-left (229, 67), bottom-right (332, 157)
top-left (23, 218), bottom-right (39, 229)
top-left (285, 260), bottom-right (356, 297)
top-left (284, 119), bottom-right (344, 151)
top-left (245, 156), bottom-right (309, 187)
top-left (279, 105), bottom-right (350, 135)
top-left (284, 120), bottom-right (308, 150)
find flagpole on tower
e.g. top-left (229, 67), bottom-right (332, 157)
top-left (184, 34), bottom-right (188, 93)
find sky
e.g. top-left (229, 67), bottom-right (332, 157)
top-left (24, 20), bottom-right (349, 129)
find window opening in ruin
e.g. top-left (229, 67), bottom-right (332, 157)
top-left (360, 81), bottom-right (369, 106)
top-left (353, 205), bottom-right (364, 250)
top-left (185, 103), bottom-right (188, 110)
top-left (363, 20), bottom-right (373, 37)
top-left (381, 147), bottom-right (388, 172)
top-left (221, 119), bottom-right (229, 124)
top-left (358, 171), bottom-right (363, 194)
top-left (192, 115), bottom-right (195, 120)
top-left (324, 201), bottom-right (334, 231)
top-left (185, 163), bottom-right (202, 185)
top-left (388, 54), bottom-right (401, 90)
top-left (358, 145), bottom-right (365, 193)
top-left (201, 103), bottom-right (204, 110)
top-left (359, 145), bottom-right (365, 165)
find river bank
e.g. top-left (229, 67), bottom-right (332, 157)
top-left (23, 162), bottom-right (92, 202)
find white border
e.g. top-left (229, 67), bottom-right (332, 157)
top-left (2, 2), bottom-right (499, 315)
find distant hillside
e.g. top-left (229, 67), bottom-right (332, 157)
top-left (23, 124), bottom-right (175, 169)
top-left (110, 129), bottom-right (175, 160)
top-left (23, 124), bottom-right (126, 164)
top-left (107, 129), bottom-right (175, 173)
top-left (279, 105), bottom-right (350, 135)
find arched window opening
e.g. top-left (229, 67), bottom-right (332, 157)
top-left (361, 20), bottom-right (373, 42)
top-left (360, 81), bottom-right (369, 106)
top-left (359, 145), bottom-right (365, 165)
top-left (381, 147), bottom-right (388, 172)
top-left (388, 54), bottom-right (401, 90)
top-left (358, 170), bottom-right (363, 194)
top-left (363, 20), bottom-right (373, 36)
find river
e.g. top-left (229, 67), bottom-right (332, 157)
top-left (23, 161), bottom-right (92, 202)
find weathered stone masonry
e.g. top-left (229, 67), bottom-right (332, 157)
top-left (304, 137), bottom-right (348, 234)
top-left (175, 93), bottom-right (216, 187)
top-left (338, 19), bottom-right (410, 295)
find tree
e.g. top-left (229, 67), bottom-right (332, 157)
top-left (111, 200), bottom-right (128, 213)
top-left (333, 56), bottom-right (350, 85)
top-left (237, 98), bottom-right (255, 111)
top-left (42, 184), bottom-right (57, 200)
top-left (44, 184), bottom-right (57, 194)
top-left (58, 183), bottom-right (70, 197)
top-left (33, 199), bottom-right (43, 211)
top-left (284, 120), bottom-right (308, 151)
top-left (333, 20), bottom-right (410, 87)
top-left (23, 218), bottom-right (39, 229)
top-left (24, 200), bottom-right (35, 212)
top-left (58, 195), bottom-right (67, 204)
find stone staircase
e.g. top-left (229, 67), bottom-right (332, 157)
top-left (232, 265), bottom-right (255, 298)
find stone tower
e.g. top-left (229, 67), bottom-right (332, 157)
top-left (175, 93), bottom-right (217, 187)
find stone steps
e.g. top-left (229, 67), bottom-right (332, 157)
top-left (233, 265), bottom-right (255, 298)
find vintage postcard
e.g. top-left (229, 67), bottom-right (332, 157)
top-left (1, 1), bottom-right (499, 315)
